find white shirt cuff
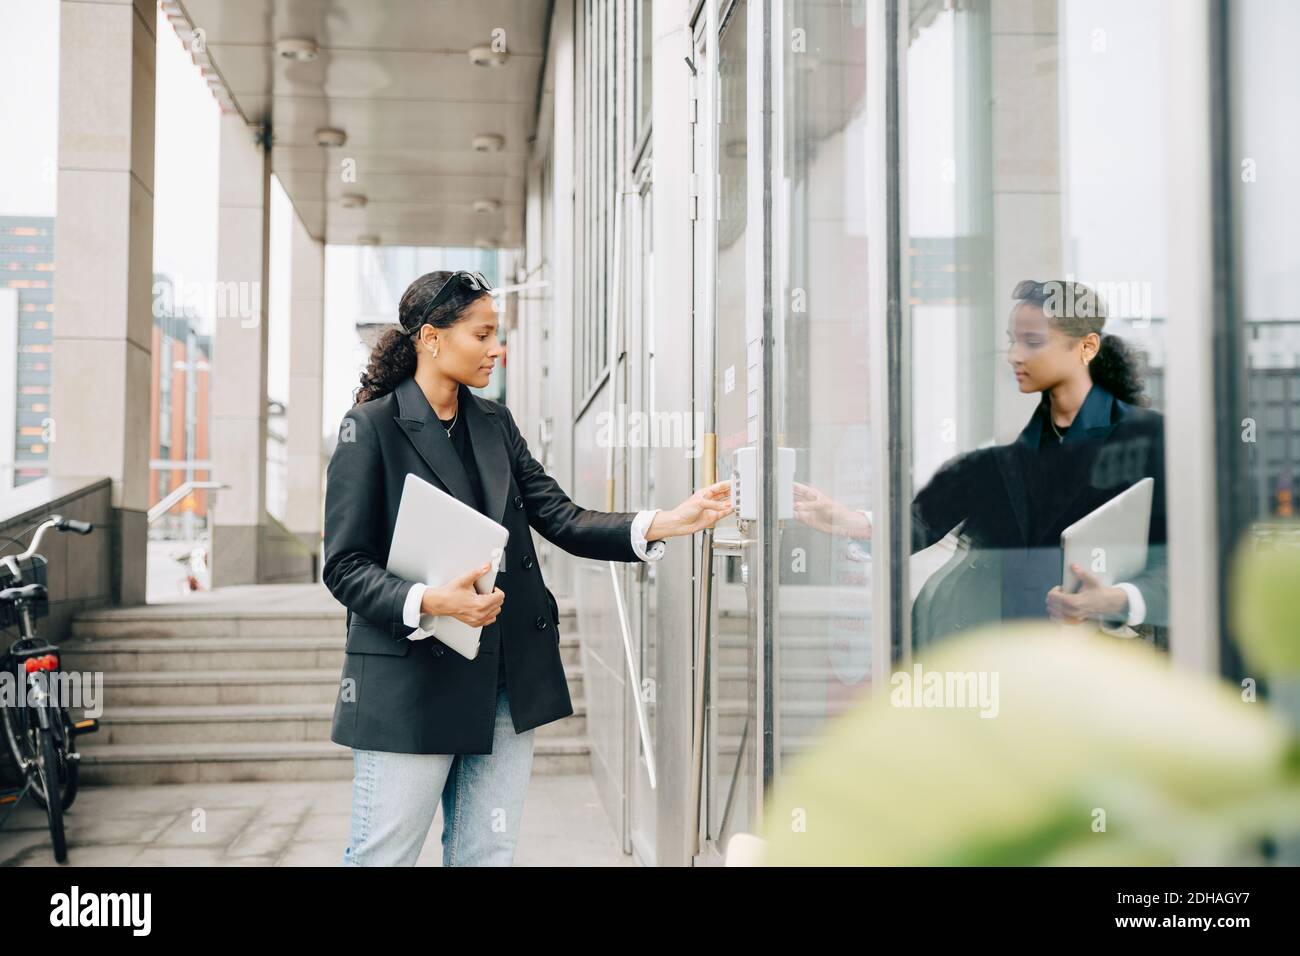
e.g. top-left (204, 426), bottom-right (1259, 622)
top-left (631, 509), bottom-right (667, 562)
top-left (402, 582), bottom-right (436, 640)
top-left (1114, 582), bottom-right (1145, 627)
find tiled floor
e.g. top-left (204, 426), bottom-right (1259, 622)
top-left (0, 775), bottom-right (635, 867)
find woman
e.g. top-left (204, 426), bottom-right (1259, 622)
top-left (323, 270), bottom-right (731, 866)
top-left (795, 279), bottom-right (1168, 647)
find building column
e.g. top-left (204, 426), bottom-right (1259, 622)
top-left (50, 0), bottom-right (156, 606)
top-left (209, 111), bottom-right (271, 587)
top-left (989, 0), bottom-right (1063, 442)
top-left (284, 213), bottom-right (325, 571)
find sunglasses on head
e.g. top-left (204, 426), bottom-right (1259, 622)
top-left (406, 270), bottom-right (493, 332)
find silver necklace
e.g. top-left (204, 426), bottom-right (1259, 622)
top-left (441, 404), bottom-right (459, 437)
top-left (1048, 414), bottom-right (1066, 443)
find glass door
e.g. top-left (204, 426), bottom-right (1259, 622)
top-left (769, 0), bottom-right (878, 776)
top-left (693, 0), bottom-right (761, 865)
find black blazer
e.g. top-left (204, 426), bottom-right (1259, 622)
top-left (910, 383), bottom-right (1168, 648)
top-left (322, 376), bottom-right (644, 754)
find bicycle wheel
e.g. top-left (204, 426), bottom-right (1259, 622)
top-left (55, 708), bottom-right (79, 811)
top-left (2, 696), bottom-right (78, 812)
top-left (0, 699), bottom-right (40, 795)
top-left (28, 711), bottom-right (78, 812)
top-left (36, 724), bottom-right (66, 862)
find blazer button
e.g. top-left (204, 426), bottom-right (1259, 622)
top-left (523, 555), bottom-right (534, 570)
top-left (535, 615), bottom-right (548, 630)
top-left (514, 495), bottom-right (523, 509)
top-left (431, 644), bottom-right (444, 657)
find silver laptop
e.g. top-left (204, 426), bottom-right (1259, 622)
top-left (386, 473), bottom-right (509, 660)
top-left (1060, 477), bottom-right (1154, 593)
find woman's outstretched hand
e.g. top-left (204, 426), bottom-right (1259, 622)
top-left (647, 480), bottom-right (734, 540)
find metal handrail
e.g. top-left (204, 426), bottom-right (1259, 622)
top-left (147, 480), bottom-right (226, 525)
top-left (689, 436), bottom-right (717, 856)
top-left (608, 562), bottom-right (656, 788)
top-left (603, 186), bottom-right (658, 790)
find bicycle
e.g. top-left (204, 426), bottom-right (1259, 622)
top-left (0, 514), bottom-right (101, 863)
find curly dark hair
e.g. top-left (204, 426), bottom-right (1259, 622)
top-left (1011, 278), bottom-right (1149, 406)
top-left (353, 270), bottom-right (492, 405)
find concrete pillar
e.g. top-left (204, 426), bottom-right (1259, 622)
top-left (209, 111), bottom-right (271, 587)
top-left (284, 212), bottom-right (325, 570)
top-left (990, 0), bottom-right (1063, 441)
top-left (50, 0), bottom-right (156, 606)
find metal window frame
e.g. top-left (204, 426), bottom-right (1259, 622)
top-left (1208, 0), bottom-right (1250, 682)
top-left (866, 0), bottom-right (907, 688)
top-left (750, 0), bottom-right (775, 813)
top-left (883, 0), bottom-right (909, 670)
top-left (1162, 0), bottom-right (1222, 675)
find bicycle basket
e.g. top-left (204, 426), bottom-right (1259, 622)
top-left (0, 554), bottom-right (49, 629)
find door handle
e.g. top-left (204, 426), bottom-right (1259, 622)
top-left (712, 527), bottom-right (755, 556)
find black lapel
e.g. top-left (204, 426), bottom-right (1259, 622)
top-left (392, 376), bottom-right (475, 507)
top-left (993, 443), bottom-right (1031, 546)
top-left (391, 377), bottom-right (510, 525)
top-left (1063, 383), bottom-right (1120, 447)
top-left (988, 397), bottom-right (1047, 546)
top-left (1029, 385), bottom-right (1123, 544)
top-left (462, 384), bottom-right (509, 526)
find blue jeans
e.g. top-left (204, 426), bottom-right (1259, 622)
top-left (341, 686), bottom-right (536, 866)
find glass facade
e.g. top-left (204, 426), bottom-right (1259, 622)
top-left (903, 0), bottom-right (1175, 653)
top-left (774, 0), bottom-right (874, 773)
top-left (1233, 0), bottom-right (1300, 528)
top-left (533, 0), bottom-right (1292, 866)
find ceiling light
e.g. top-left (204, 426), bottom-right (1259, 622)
top-left (276, 38), bottom-right (318, 61)
top-left (341, 193), bottom-right (367, 209)
top-left (315, 128), bottom-right (347, 147)
top-left (473, 198), bottom-right (501, 214)
top-left (468, 45), bottom-right (509, 67)
top-left (357, 235), bottom-right (380, 246)
top-left (472, 133), bottom-right (505, 153)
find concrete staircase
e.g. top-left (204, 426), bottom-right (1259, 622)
top-left (58, 585), bottom-right (592, 785)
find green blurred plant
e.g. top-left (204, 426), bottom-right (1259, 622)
top-left (758, 601), bottom-right (1300, 865)
top-left (1230, 535), bottom-right (1300, 678)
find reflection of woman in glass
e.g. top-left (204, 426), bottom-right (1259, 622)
top-left (794, 279), bottom-right (1167, 648)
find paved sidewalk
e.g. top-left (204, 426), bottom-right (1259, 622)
top-left (0, 775), bottom-right (634, 866)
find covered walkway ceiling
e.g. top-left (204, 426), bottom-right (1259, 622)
top-left (171, 0), bottom-right (551, 248)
